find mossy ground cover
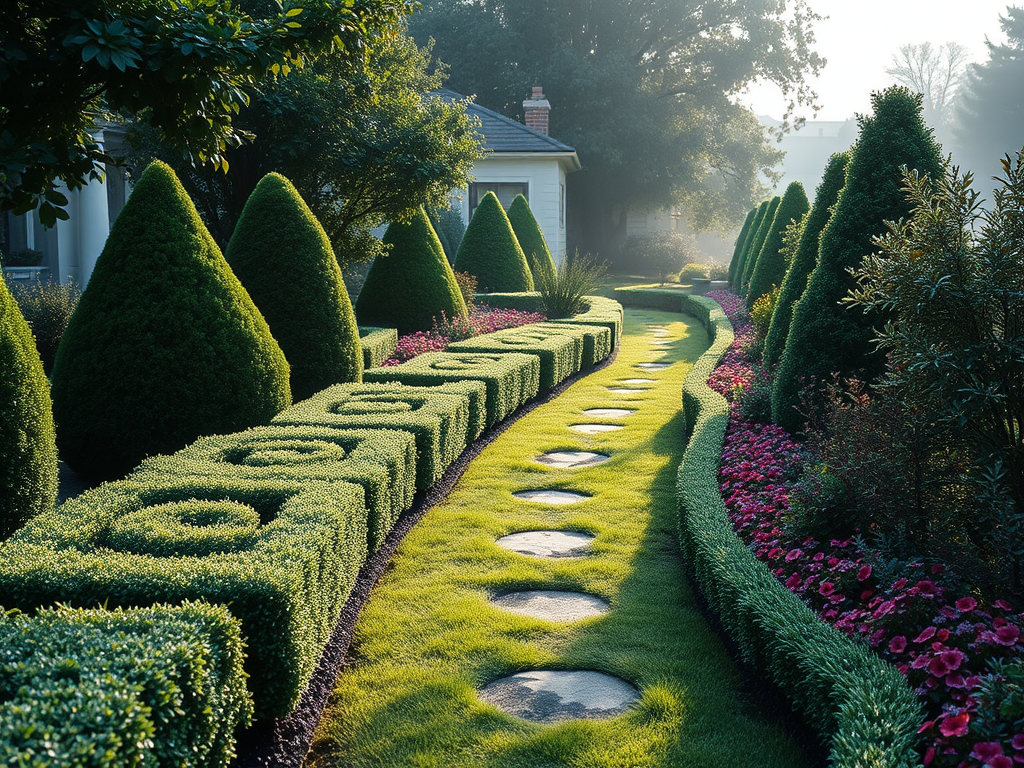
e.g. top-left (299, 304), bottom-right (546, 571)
top-left (308, 308), bottom-right (810, 768)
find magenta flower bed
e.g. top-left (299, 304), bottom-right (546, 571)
top-left (382, 306), bottom-right (545, 365)
top-left (705, 290), bottom-right (1024, 768)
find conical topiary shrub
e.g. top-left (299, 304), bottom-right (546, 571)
top-left (507, 194), bottom-right (556, 285)
top-left (763, 152), bottom-right (850, 369)
top-left (453, 192), bottom-right (534, 293)
top-left (727, 208), bottom-right (757, 288)
top-left (227, 173), bottom-right (362, 402)
top-left (51, 161), bottom-right (291, 481)
top-left (746, 181), bottom-right (810, 309)
top-left (0, 277), bottom-right (57, 539)
top-left (356, 207), bottom-right (468, 336)
top-left (732, 201), bottom-right (769, 290)
top-left (772, 88), bottom-right (943, 433)
top-left (741, 195), bottom-right (780, 295)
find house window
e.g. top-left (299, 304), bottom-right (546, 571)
top-left (469, 182), bottom-right (528, 216)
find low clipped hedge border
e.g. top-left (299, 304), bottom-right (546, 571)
top-left (475, 292), bottom-right (623, 349)
top-left (616, 286), bottom-right (923, 768)
top-left (447, 325), bottom-right (582, 391)
top-left (0, 601), bottom-right (252, 768)
top-left (358, 327), bottom-right (399, 370)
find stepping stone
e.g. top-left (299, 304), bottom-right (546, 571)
top-left (513, 490), bottom-right (589, 505)
top-left (491, 590), bottom-right (610, 622)
top-left (652, 330), bottom-right (670, 337)
top-left (606, 387), bottom-right (649, 394)
top-left (620, 378), bottom-right (655, 384)
top-left (536, 451), bottom-right (610, 468)
top-left (496, 530), bottom-right (594, 558)
top-left (636, 362), bottom-right (672, 370)
top-left (569, 424), bottom-right (623, 434)
top-left (582, 408), bottom-right (634, 418)
top-left (650, 340), bottom-right (672, 345)
top-left (480, 670), bottom-right (640, 723)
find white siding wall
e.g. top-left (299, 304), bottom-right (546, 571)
top-left (459, 156), bottom-right (568, 263)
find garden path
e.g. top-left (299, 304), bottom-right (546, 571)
top-left (305, 308), bottom-right (813, 768)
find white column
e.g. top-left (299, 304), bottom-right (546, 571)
top-left (54, 182), bottom-right (81, 286)
top-left (77, 129), bottom-right (111, 287)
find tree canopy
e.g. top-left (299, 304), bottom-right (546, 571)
top-left (1, 0), bottom-right (413, 225)
top-left (409, 0), bottom-right (823, 255)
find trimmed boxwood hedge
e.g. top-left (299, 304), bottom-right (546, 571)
top-left (475, 292), bottom-right (623, 350)
top-left (0, 475), bottom-right (368, 720)
top-left (616, 286), bottom-right (923, 767)
top-left (359, 326), bottom-right (399, 370)
top-left (272, 383), bottom-right (473, 490)
top-left (132, 425), bottom-right (415, 554)
top-left (50, 161), bottom-right (291, 481)
top-left (0, 272), bottom-right (57, 539)
top-left (746, 181), bottom-right (810, 309)
top-left (364, 352), bottom-right (541, 428)
top-left (528, 321), bottom-right (611, 368)
top-left (447, 324), bottom-right (582, 391)
top-left (0, 601), bottom-right (252, 768)
top-left (453, 192), bottom-right (534, 293)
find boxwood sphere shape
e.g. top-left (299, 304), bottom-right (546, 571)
top-left (227, 173), bottom-right (362, 401)
top-left (507, 194), bottom-right (556, 286)
top-left (355, 207), bottom-right (467, 335)
top-left (50, 161), bottom-right (291, 481)
top-left (0, 276), bottom-right (57, 539)
top-left (453, 191), bottom-right (534, 292)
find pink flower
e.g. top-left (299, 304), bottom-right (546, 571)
top-left (916, 580), bottom-right (938, 596)
top-left (1012, 734), bottom-right (1024, 751)
top-left (939, 711), bottom-right (970, 737)
top-left (956, 596), bottom-right (978, 612)
top-left (946, 673), bottom-right (966, 688)
top-left (857, 565), bottom-right (872, 581)
top-left (819, 582), bottom-right (835, 596)
top-left (785, 573), bottom-right (802, 589)
top-left (785, 549), bottom-right (803, 561)
top-left (994, 599), bottom-right (1014, 611)
top-left (913, 627), bottom-right (937, 643)
top-left (888, 635), bottom-right (907, 654)
top-left (995, 624), bottom-right (1021, 646)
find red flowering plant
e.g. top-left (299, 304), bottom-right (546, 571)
top-left (383, 306), bottom-right (545, 365)
top-left (704, 289), bottom-right (1024, 768)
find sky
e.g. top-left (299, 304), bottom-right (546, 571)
top-left (743, 0), bottom-right (1014, 122)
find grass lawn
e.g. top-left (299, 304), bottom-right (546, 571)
top-left (306, 306), bottom-right (811, 768)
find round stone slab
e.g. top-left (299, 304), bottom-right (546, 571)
top-left (636, 362), bottom-right (672, 370)
top-left (582, 408), bottom-right (634, 418)
top-left (513, 489), bottom-right (589, 505)
top-left (620, 378), bottom-right (655, 384)
top-left (569, 423), bottom-right (623, 434)
top-left (492, 590), bottom-right (610, 622)
top-left (606, 387), bottom-right (649, 394)
top-left (650, 339), bottom-right (672, 345)
top-left (496, 530), bottom-right (594, 558)
top-left (480, 670), bottom-right (639, 723)
top-left (536, 451), bottom-right (610, 468)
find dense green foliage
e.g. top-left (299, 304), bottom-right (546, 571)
top-left (1, 0), bottom-right (411, 225)
top-left (746, 181), bottom-right (809, 308)
top-left (227, 173), bottom-right (362, 401)
top-left (727, 208), bottom-right (757, 287)
top-left (453, 192), bottom-right (534, 293)
top-left (356, 207), bottom-right (467, 335)
top-left (365, 351), bottom-right (540, 427)
top-left (0, 602), bottom-right (252, 768)
top-left (740, 196), bottom-right (780, 293)
top-left (506, 195), bottom-right (556, 285)
top-left (772, 88), bottom-right (943, 433)
top-left (411, 0), bottom-right (822, 251)
top-left (731, 200), bottom-right (768, 290)
top-left (8, 279), bottom-right (80, 375)
top-left (359, 327), bottom-right (399, 370)
top-left (449, 324), bottom-right (583, 391)
top-left (763, 152), bottom-right (849, 368)
top-left (619, 231), bottom-right (697, 283)
top-left (50, 162), bottom-right (291, 480)
top-left (0, 475), bottom-right (367, 719)
top-left (0, 277), bottom-right (57, 539)
top-left (274, 382), bottom-right (476, 490)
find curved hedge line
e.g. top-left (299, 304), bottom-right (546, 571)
top-left (615, 285), bottom-right (923, 768)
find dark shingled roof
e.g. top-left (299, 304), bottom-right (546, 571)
top-left (431, 89), bottom-right (576, 154)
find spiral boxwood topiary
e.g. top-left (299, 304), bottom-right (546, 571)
top-left (0, 275), bottom-right (57, 539)
top-left (50, 161), bottom-right (291, 481)
top-left (507, 194), bottom-right (556, 286)
top-left (227, 173), bottom-right (362, 401)
top-left (355, 207), bottom-right (467, 335)
top-left (746, 181), bottom-right (810, 309)
top-left (453, 192), bottom-right (534, 293)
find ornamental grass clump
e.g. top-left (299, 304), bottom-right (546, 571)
top-left (227, 173), bottom-right (362, 402)
top-left (534, 251), bottom-right (607, 317)
top-left (453, 191), bottom-right (533, 292)
top-left (51, 161), bottom-right (290, 481)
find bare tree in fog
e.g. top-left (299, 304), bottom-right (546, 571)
top-left (885, 42), bottom-right (971, 131)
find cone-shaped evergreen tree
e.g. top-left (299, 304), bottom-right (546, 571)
top-left (227, 173), bottom-right (362, 402)
top-left (741, 196), bottom-right (780, 294)
top-left (453, 192), bottom-right (534, 293)
top-left (0, 277), bottom-right (57, 538)
top-left (746, 182), bottom-right (810, 308)
top-left (356, 207), bottom-right (468, 335)
top-left (728, 208), bottom-right (757, 288)
top-left (507, 194), bottom-right (556, 285)
top-left (772, 88), bottom-right (943, 432)
top-left (51, 161), bottom-right (291, 480)
top-left (763, 152), bottom-right (850, 368)
top-left (732, 200), bottom-right (769, 290)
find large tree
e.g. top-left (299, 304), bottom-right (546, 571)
top-left (126, 28), bottom-right (481, 264)
top-left (1, 0), bottom-right (412, 226)
top-left (409, 0), bottom-right (823, 256)
top-left (953, 7), bottom-right (1024, 178)
top-left (885, 42), bottom-right (970, 139)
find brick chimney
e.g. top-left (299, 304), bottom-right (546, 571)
top-left (523, 86), bottom-right (550, 135)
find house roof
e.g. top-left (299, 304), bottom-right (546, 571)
top-left (431, 89), bottom-right (577, 155)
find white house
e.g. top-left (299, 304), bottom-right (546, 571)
top-left (438, 88), bottom-right (581, 262)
